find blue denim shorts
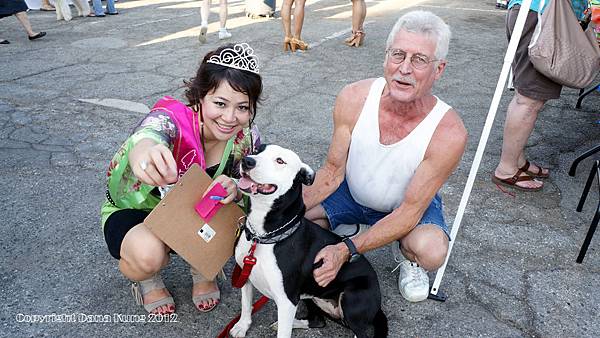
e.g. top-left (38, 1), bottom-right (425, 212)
top-left (321, 180), bottom-right (450, 239)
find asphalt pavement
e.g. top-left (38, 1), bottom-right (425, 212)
top-left (1, 0), bottom-right (599, 337)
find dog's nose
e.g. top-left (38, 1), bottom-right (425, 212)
top-left (242, 156), bottom-right (256, 170)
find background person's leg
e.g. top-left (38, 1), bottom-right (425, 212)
top-left (218, 0), bottom-right (231, 39)
top-left (198, 0), bottom-right (210, 43)
top-left (41, 0), bottom-right (55, 10)
top-left (292, 0), bottom-right (306, 39)
top-left (281, 0), bottom-right (293, 50)
top-left (91, 0), bottom-right (105, 16)
top-left (494, 91), bottom-right (545, 190)
top-left (14, 12), bottom-right (36, 37)
top-left (346, 0), bottom-right (366, 46)
top-left (351, 0), bottom-right (366, 34)
top-left (219, 0), bottom-right (227, 29)
top-left (106, 0), bottom-right (117, 14)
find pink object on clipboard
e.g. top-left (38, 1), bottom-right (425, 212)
top-left (195, 183), bottom-right (228, 221)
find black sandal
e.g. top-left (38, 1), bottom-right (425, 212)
top-left (28, 32), bottom-right (46, 41)
top-left (0, 39), bottom-right (9, 45)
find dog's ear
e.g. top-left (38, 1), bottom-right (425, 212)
top-left (254, 143), bottom-right (268, 154)
top-left (298, 164), bottom-right (315, 186)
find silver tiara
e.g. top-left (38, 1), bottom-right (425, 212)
top-left (207, 43), bottom-right (260, 74)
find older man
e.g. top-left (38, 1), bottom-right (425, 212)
top-left (304, 11), bottom-right (467, 302)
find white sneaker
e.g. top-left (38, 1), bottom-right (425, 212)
top-left (392, 241), bottom-right (429, 302)
top-left (218, 29), bottom-right (232, 40)
top-left (198, 24), bottom-right (208, 44)
top-left (332, 224), bottom-right (368, 238)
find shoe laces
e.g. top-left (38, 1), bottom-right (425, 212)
top-left (409, 263), bottom-right (426, 281)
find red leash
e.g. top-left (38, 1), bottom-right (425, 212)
top-left (216, 296), bottom-right (270, 338)
top-left (231, 239), bottom-right (258, 288)
top-left (218, 239), bottom-right (270, 338)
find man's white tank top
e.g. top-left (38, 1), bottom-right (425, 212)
top-left (346, 77), bottom-right (451, 212)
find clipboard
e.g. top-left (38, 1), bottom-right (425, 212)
top-left (143, 163), bottom-right (244, 280)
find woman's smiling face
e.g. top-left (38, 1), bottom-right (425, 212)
top-left (200, 80), bottom-right (253, 142)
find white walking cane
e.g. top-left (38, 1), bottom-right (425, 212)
top-left (428, 0), bottom-right (534, 301)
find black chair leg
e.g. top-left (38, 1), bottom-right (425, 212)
top-left (569, 145), bottom-right (600, 176)
top-left (576, 161), bottom-right (598, 212)
top-left (575, 160), bottom-right (600, 263)
top-left (575, 85), bottom-right (600, 109)
top-left (576, 209), bottom-right (600, 263)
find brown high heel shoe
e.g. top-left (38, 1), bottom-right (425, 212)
top-left (290, 38), bottom-right (309, 52)
top-left (283, 36), bottom-right (292, 51)
top-left (345, 30), bottom-right (365, 47)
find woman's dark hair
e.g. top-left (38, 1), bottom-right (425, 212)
top-left (184, 44), bottom-right (263, 124)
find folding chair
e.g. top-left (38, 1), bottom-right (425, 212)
top-left (575, 160), bottom-right (600, 263)
top-left (569, 144), bottom-right (600, 176)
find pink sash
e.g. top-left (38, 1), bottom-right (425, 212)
top-left (151, 96), bottom-right (205, 177)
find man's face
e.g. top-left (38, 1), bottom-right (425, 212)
top-left (383, 30), bottom-right (446, 103)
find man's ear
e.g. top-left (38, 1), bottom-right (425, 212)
top-left (434, 60), bottom-right (447, 80)
top-left (299, 164), bottom-right (315, 186)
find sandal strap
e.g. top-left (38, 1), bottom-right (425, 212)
top-left (190, 267), bottom-right (226, 283)
top-left (138, 273), bottom-right (166, 292)
top-left (496, 169), bottom-right (537, 185)
top-left (520, 159), bottom-right (547, 177)
top-left (130, 274), bottom-right (175, 312)
top-left (192, 290), bottom-right (221, 304)
top-left (130, 273), bottom-right (166, 305)
top-left (519, 160), bottom-right (531, 174)
top-left (143, 296), bottom-right (175, 313)
top-left (131, 283), bottom-right (143, 306)
top-left (502, 168), bottom-right (528, 184)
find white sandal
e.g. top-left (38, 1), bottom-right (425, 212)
top-left (190, 267), bottom-right (221, 312)
top-left (130, 274), bottom-right (175, 313)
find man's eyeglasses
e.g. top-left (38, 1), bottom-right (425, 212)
top-left (386, 48), bottom-right (438, 69)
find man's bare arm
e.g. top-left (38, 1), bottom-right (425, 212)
top-left (303, 81), bottom-right (369, 209)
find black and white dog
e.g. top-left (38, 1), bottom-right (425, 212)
top-left (231, 144), bottom-right (388, 338)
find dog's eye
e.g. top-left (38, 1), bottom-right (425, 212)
top-left (276, 158), bottom-right (286, 165)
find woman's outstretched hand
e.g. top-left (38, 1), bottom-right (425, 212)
top-left (130, 139), bottom-right (178, 186)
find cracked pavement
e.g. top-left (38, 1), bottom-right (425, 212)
top-left (1, 0), bottom-right (599, 337)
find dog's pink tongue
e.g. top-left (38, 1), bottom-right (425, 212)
top-left (238, 177), bottom-right (253, 190)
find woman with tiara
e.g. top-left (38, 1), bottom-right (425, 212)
top-left (101, 43), bottom-right (262, 314)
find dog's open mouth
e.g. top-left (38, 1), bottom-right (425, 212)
top-left (238, 173), bottom-right (277, 195)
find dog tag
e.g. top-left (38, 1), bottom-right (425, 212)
top-left (197, 223), bottom-right (216, 243)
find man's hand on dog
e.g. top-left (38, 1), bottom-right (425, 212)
top-left (313, 243), bottom-right (350, 287)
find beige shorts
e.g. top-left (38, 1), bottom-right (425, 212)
top-left (506, 5), bottom-right (562, 101)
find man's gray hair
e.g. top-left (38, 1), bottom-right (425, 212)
top-left (386, 11), bottom-right (451, 60)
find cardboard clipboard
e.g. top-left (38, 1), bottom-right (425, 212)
top-left (143, 163), bottom-right (244, 280)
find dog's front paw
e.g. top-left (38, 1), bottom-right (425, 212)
top-left (230, 319), bottom-right (251, 338)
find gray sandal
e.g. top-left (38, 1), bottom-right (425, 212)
top-left (190, 267), bottom-right (221, 312)
top-left (131, 274), bottom-right (175, 313)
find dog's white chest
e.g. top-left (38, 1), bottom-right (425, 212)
top-left (235, 236), bottom-right (286, 300)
